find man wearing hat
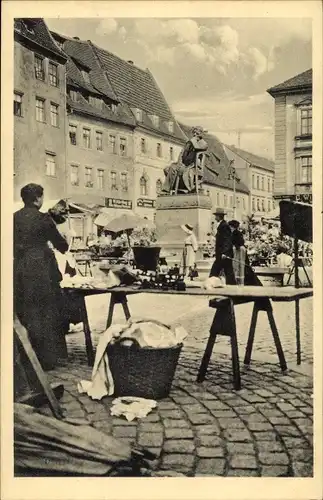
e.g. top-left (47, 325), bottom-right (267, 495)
top-left (209, 207), bottom-right (235, 284)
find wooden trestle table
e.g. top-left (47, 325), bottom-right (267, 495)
top-left (63, 285), bottom-right (313, 390)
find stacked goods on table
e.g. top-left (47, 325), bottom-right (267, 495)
top-left (133, 267), bottom-right (186, 291)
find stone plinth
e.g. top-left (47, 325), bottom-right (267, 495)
top-left (155, 193), bottom-right (212, 263)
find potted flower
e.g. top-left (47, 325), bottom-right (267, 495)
top-left (130, 226), bottom-right (161, 271)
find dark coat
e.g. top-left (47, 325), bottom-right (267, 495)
top-left (14, 206), bottom-right (69, 370)
top-left (210, 219), bottom-right (235, 284)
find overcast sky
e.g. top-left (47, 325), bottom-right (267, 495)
top-left (46, 17), bottom-right (312, 159)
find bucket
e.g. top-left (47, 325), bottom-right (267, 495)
top-left (132, 246), bottom-right (161, 271)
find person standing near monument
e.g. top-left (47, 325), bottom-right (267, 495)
top-left (209, 208), bottom-right (235, 284)
top-left (180, 223), bottom-right (198, 277)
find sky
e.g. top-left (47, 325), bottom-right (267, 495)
top-left (46, 17), bottom-right (312, 159)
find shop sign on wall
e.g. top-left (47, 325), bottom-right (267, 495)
top-left (137, 198), bottom-right (156, 208)
top-left (105, 198), bottom-right (132, 209)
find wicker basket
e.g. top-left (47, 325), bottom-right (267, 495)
top-left (107, 339), bottom-right (183, 400)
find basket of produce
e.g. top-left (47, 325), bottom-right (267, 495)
top-left (107, 319), bottom-right (186, 400)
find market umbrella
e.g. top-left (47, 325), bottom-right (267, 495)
top-left (104, 214), bottom-right (155, 247)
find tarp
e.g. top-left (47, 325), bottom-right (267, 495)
top-left (14, 403), bottom-right (133, 476)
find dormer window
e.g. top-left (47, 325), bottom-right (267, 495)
top-left (69, 90), bottom-right (78, 102)
top-left (134, 108), bottom-right (142, 121)
top-left (168, 121), bottom-right (174, 133)
top-left (89, 96), bottom-right (103, 109)
top-left (151, 115), bottom-right (159, 128)
top-left (81, 70), bottom-right (90, 83)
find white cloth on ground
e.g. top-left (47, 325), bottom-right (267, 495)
top-left (110, 397), bottom-right (157, 421)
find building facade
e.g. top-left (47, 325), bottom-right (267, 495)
top-left (14, 18), bottom-right (67, 201)
top-left (89, 44), bottom-right (187, 220)
top-left (267, 69), bottom-right (312, 204)
top-left (224, 145), bottom-right (275, 218)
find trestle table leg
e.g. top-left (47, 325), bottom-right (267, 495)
top-left (244, 303), bottom-right (259, 365)
top-left (266, 305), bottom-right (287, 372)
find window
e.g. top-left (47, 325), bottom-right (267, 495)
top-left (216, 192), bottom-right (220, 205)
top-left (223, 194), bottom-right (227, 207)
top-left (34, 55), bottom-right (44, 80)
top-left (257, 199), bottom-right (260, 211)
top-left (85, 167), bottom-right (93, 187)
top-left (272, 179), bottom-right (274, 192)
top-left (268, 200), bottom-right (271, 212)
top-left (109, 135), bottom-right (116, 153)
top-left (300, 108), bottom-right (312, 135)
top-left (36, 98), bottom-right (45, 122)
top-left (168, 121), bottom-right (174, 134)
top-left (262, 199), bottom-right (265, 212)
top-left (135, 108), bottom-right (142, 121)
top-left (252, 198), bottom-right (255, 211)
top-left (83, 128), bottom-right (91, 148)
top-left (230, 196), bottom-right (233, 207)
top-left (120, 138), bottom-right (127, 156)
top-left (300, 156), bottom-right (312, 183)
top-left (236, 197), bottom-right (240, 208)
top-left (96, 131), bottom-right (103, 151)
top-left (243, 198), bottom-right (246, 210)
top-left (261, 177), bottom-right (264, 191)
top-left (156, 179), bottom-right (162, 194)
top-left (81, 70), bottom-right (90, 83)
top-left (89, 96), bottom-right (102, 109)
top-left (140, 138), bottom-right (146, 154)
top-left (273, 200), bottom-right (275, 209)
top-left (256, 176), bottom-right (259, 189)
top-left (49, 62), bottom-right (58, 87)
top-left (140, 175), bottom-right (148, 196)
top-left (69, 90), bottom-right (78, 101)
top-left (121, 173), bottom-right (128, 192)
top-left (156, 143), bottom-right (162, 158)
top-left (170, 147), bottom-right (174, 161)
top-left (252, 174), bottom-right (255, 188)
top-left (70, 165), bottom-right (79, 186)
top-left (69, 124), bottom-right (77, 145)
top-left (45, 153), bottom-right (56, 177)
top-left (267, 178), bottom-right (270, 192)
top-left (50, 103), bottom-right (59, 127)
top-left (151, 115), bottom-right (159, 128)
top-left (14, 92), bottom-right (23, 116)
top-left (110, 171), bottom-right (117, 189)
top-left (97, 169), bottom-right (104, 189)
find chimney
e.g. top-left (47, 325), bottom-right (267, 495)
top-left (127, 60), bottom-right (134, 65)
top-left (73, 37), bottom-right (80, 40)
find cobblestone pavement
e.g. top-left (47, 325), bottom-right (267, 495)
top-left (47, 293), bottom-right (313, 477)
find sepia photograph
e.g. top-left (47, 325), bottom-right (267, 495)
top-left (2, 1), bottom-right (322, 496)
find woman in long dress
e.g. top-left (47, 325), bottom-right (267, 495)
top-left (14, 184), bottom-right (69, 371)
top-left (228, 220), bottom-right (262, 286)
top-left (181, 224), bottom-right (198, 277)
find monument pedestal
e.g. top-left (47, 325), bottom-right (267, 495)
top-left (155, 193), bottom-right (213, 265)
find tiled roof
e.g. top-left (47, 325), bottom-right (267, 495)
top-left (14, 19), bottom-right (67, 62)
top-left (89, 42), bottom-right (187, 142)
top-left (226, 145), bottom-right (275, 172)
top-left (267, 69), bottom-right (312, 95)
top-left (179, 123), bottom-right (249, 194)
top-left (67, 96), bottom-right (135, 127)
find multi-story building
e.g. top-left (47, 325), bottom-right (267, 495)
top-left (89, 43), bottom-right (186, 220)
top-left (180, 124), bottom-right (250, 220)
top-left (14, 18), bottom-right (67, 201)
top-left (267, 69), bottom-right (312, 204)
top-left (51, 32), bottom-right (136, 237)
top-left (223, 145), bottom-right (275, 218)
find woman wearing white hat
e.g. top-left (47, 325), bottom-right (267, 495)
top-left (181, 223), bottom-right (198, 277)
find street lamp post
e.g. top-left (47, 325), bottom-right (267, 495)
top-left (228, 160), bottom-right (237, 218)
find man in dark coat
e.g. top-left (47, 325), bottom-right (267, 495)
top-left (14, 183), bottom-right (69, 371)
top-left (209, 207), bottom-right (235, 284)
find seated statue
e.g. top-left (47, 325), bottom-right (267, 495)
top-left (161, 126), bottom-right (208, 195)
